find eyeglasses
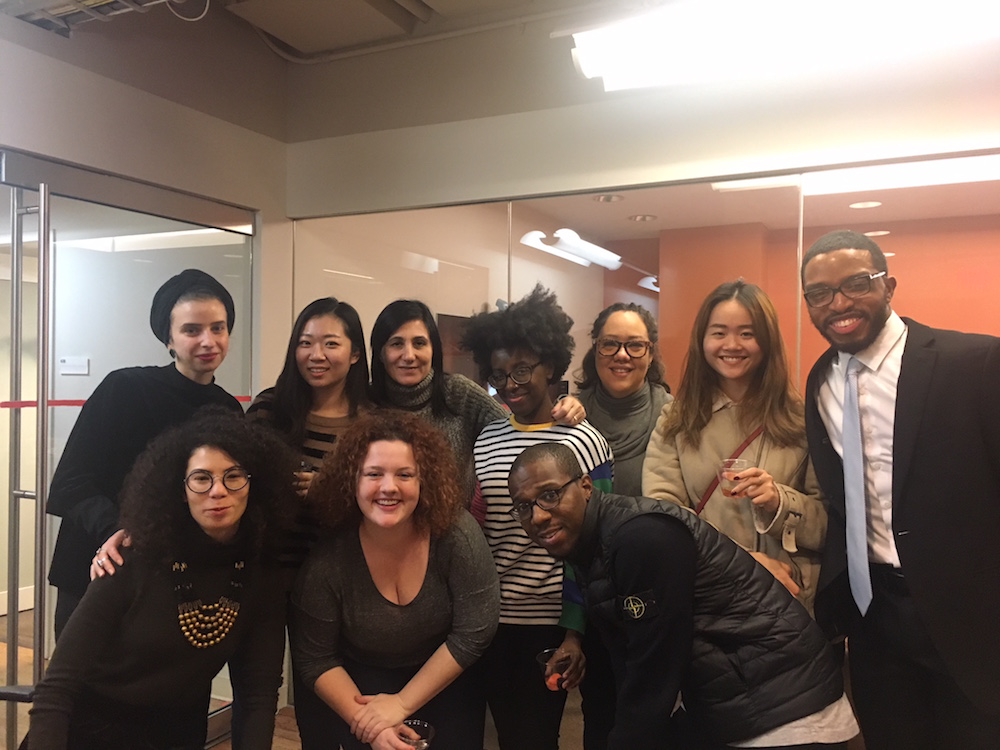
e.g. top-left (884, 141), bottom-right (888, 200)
top-left (185, 467), bottom-right (250, 494)
top-left (595, 338), bottom-right (651, 358)
top-left (488, 361), bottom-right (543, 390)
top-left (509, 476), bottom-right (582, 521)
top-left (803, 271), bottom-right (886, 308)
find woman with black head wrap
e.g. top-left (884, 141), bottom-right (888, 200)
top-left (47, 268), bottom-right (243, 637)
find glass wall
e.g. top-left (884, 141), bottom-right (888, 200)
top-left (289, 154), bottom-right (1000, 395)
top-left (1, 153), bottom-right (255, 747)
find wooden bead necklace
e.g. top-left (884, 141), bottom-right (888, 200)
top-left (172, 560), bottom-right (245, 649)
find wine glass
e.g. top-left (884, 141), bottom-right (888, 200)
top-left (717, 458), bottom-right (753, 498)
top-left (397, 719), bottom-right (435, 749)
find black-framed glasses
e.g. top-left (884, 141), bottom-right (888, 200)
top-left (185, 467), bottom-right (250, 494)
top-left (595, 338), bottom-right (651, 358)
top-left (803, 271), bottom-right (886, 308)
top-left (509, 476), bottom-right (582, 521)
top-left (488, 361), bottom-right (543, 390)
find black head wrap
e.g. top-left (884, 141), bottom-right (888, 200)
top-left (149, 269), bottom-right (235, 346)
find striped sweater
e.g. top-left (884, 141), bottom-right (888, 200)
top-left (474, 416), bottom-right (613, 625)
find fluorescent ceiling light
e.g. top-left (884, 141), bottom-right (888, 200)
top-left (520, 230), bottom-right (590, 267)
top-left (323, 269), bottom-right (375, 280)
top-left (521, 229), bottom-right (623, 270)
top-left (711, 176), bottom-right (801, 192)
top-left (638, 275), bottom-right (660, 293)
top-left (711, 154), bottom-right (1000, 195)
top-left (801, 155), bottom-right (1000, 195)
top-left (572, 0), bottom-right (1000, 92)
top-left (54, 228), bottom-right (243, 253)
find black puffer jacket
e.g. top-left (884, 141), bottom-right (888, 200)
top-left (571, 490), bottom-right (842, 745)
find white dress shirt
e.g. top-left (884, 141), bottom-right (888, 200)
top-left (817, 311), bottom-right (907, 567)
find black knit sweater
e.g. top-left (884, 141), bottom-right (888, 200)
top-left (47, 364), bottom-right (242, 597)
top-left (29, 534), bottom-right (285, 749)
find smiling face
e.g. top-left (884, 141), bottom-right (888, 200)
top-left (295, 314), bottom-right (360, 392)
top-left (185, 446), bottom-right (248, 543)
top-left (169, 298), bottom-right (230, 384)
top-left (491, 347), bottom-right (555, 424)
top-left (381, 319), bottom-right (434, 387)
top-left (356, 440), bottom-right (420, 531)
top-left (803, 248), bottom-right (896, 354)
top-left (509, 456), bottom-right (591, 559)
top-left (595, 310), bottom-right (653, 398)
top-left (702, 299), bottom-right (763, 402)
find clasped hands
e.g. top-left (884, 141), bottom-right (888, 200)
top-left (350, 693), bottom-right (416, 750)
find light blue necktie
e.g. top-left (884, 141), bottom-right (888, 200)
top-left (843, 356), bottom-right (873, 615)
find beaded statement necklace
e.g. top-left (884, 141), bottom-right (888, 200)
top-left (172, 560), bottom-right (245, 649)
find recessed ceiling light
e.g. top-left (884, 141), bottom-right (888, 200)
top-left (864, 230), bottom-right (890, 237)
top-left (628, 214), bottom-right (657, 222)
top-left (594, 194), bottom-right (624, 203)
top-left (849, 201), bottom-right (882, 209)
top-left (884, 252), bottom-right (896, 257)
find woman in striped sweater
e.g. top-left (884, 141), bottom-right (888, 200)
top-left (462, 285), bottom-right (613, 750)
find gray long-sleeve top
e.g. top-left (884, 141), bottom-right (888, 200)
top-left (290, 510), bottom-right (500, 687)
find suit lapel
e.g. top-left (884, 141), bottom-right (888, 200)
top-left (893, 320), bottom-right (937, 506)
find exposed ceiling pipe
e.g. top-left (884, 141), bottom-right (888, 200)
top-left (253, 0), bottom-right (621, 64)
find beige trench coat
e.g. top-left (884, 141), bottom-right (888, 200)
top-left (641, 397), bottom-right (827, 614)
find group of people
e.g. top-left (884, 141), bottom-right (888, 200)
top-left (22, 228), bottom-right (1000, 750)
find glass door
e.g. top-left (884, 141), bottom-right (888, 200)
top-left (1, 150), bottom-right (256, 749)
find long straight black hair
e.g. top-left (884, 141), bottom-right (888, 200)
top-left (269, 298), bottom-right (369, 445)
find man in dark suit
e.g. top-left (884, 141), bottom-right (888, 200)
top-left (802, 229), bottom-right (1000, 748)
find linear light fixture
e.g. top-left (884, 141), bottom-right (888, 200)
top-left (572, 0), bottom-right (1000, 92)
top-left (637, 275), bottom-right (660, 293)
top-left (711, 154), bottom-right (1000, 195)
top-left (52, 228), bottom-right (243, 252)
top-left (520, 229), bottom-right (623, 270)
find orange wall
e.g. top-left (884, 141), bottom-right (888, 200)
top-left (658, 215), bottom-right (1000, 395)
top-left (604, 237), bottom-right (660, 316)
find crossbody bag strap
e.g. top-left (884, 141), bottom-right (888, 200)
top-left (694, 425), bottom-right (764, 516)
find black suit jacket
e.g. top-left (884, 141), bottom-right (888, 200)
top-left (805, 318), bottom-right (1000, 715)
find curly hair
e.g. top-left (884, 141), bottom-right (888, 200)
top-left (267, 297), bottom-right (370, 445)
top-left (574, 302), bottom-right (669, 392)
top-left (460, 285), bottom-right (575, 384)
top-left (308, 410), bottom-right (462, 536)
top-left (663, 280), bottom-right (804, 449)
top-left (119, 408), bottom-right (298, 566)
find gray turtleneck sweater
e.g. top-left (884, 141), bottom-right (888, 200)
top-left (577, 381), bottom-right (671, 496)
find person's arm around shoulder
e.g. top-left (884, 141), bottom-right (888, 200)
top-left (29, 560), bottom-right (136, 748)
top-left (443, 373), bottom-right (506, 440)
top-left (604, 515), bottom-right (697, 749)
top-left (641, 403), bottom-right (694, 508)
